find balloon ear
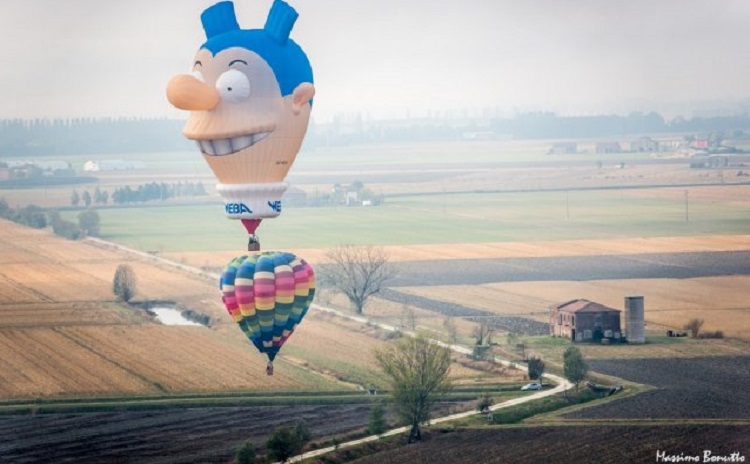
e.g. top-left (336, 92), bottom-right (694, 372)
top-left (291, 83), bottom-right (315, 115)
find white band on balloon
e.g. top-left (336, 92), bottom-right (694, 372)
top-left (216, 182), bottom-right (288, 219)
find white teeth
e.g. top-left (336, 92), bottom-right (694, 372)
top-left (198, 131), bottom-right (271, 156)
top-left (212, 138), bottom-right (232, 156)
top-left (255, 132), bottom-right (270, 144)
top-left (200, 140), bottom-right (215, 155)
top-left (230, 135), bottom-right (253, 152)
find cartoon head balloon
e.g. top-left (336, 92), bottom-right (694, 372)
top-left (167, 0), bottom-right (314, 235)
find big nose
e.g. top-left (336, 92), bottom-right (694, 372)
top-left (166, 74), bottom-right (220, 111)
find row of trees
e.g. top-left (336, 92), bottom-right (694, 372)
top-left (0, 197), bottom-right (101, 240)
top-left (4, 113), bottom-right (749, 156)
top-left (71, 181), bottom-right (208, 207)
top-left (0, 117), bottom-right (191, 156)
top-left (49, 209), bottom-right (100, 240)
top-left (0, 199), bottom-right (47, 229)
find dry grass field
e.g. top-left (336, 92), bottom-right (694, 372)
top-left (166, 233), bottom-right (750, 268)
top-left (397, 275), bottom-right (750, 341)
top-left (0, 220), bottom-right (340, 397)
top-left (0, 219), bottom-right (526, 399)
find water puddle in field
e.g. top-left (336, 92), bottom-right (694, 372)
top-left (150, 307), bottom-right (204, 326)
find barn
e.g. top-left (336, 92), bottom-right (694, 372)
top-left (549, 299), bottom-right (622, 342)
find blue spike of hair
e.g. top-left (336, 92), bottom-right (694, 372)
top-left (201, 1), bottom-right (240, 39)
top-left (199, 0), bottom-right (313, 98)
top-left (264, 0), bottom-right (298, 44)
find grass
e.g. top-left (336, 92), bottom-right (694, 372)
top-left (59, 186), bottom-right (750, 253)
top-left (461, 390), bottom-right (602, 425)
top-left (0, 390), bottom-right (383, 415)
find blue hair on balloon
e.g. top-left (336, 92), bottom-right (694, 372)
top-left (200, 0), bottom-right (313, 98)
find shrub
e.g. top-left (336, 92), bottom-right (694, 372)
top-left (52, 218), bottom-right (82, 240)
top-left (266, 422), bottom-right (311, 463)
top-left (113, 264), bottom-right (137, 302)
top-left (684, 318), bottom-right (705, 338)
top-left (527, 356), bottom-right (545, 381)
top-left (234, 442), bottom-right (257, 464)
top-left (368, 402), bottom-right (386, 435)
top-left (697, 330), bottom-right (724, 339)
top-left (476, 392), bottom-right (493, 413)
top-left (77, 209), bottom-right (100, 236)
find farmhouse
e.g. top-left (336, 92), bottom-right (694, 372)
top-left (630, 136), bottom-right (659, 153)
top-left (550, 141), bottom-right (578, 155)
top-left (595, 141), bottom-right (622, 154)
top-left (549, 299), bottom-right (622, 342)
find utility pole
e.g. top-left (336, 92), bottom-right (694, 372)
top-left (684, 189), bottom-right (689, 222)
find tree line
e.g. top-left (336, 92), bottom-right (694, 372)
top-left (71, 181), bottom-right (207, 207)
top-left (3, 113), bottom-right (750, 156)
top-left (0, 197), bottom-right (100, 240)
top-left (0, 118), bottom-right (191, 156)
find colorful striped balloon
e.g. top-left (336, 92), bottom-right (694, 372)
top-left (220, 251), bottom-right (315, 370)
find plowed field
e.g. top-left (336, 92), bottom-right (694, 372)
top-left (349, 425), bottom-right (750, 464)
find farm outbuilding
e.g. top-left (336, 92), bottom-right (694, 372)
top-left (549, 299), bottom-right (622, 342)
top-left (550, 141), bottom-right (578, 154)
top-left (595, 141), bottom-right (622, 154)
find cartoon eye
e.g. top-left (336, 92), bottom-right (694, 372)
top-left (215, 69), bottom-right (251, 103)
top-left (191, 70), bottom-right (205, 83)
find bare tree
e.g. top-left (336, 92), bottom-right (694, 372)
top-left (684, 318), bottom-right (705, 338)
top-left (375, 335), bottom-right (452, 443)
top-left (472, 319), bottom-right (494, 346)
top-left (321, 245), bottom-right (396, 315)
top-left (442, 317), bottom-right (458, 344)
top-left (401, 304), bottom-right (416, 331)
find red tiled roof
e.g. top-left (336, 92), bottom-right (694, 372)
top-left (555, 299), bottom-right (620, 313)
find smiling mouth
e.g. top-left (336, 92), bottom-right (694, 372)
top-left (196, 131), bottom-right (271, 156)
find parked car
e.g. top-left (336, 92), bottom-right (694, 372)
top-left (521, 382), bottom-right (542, 391)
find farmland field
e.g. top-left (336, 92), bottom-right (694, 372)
top-left (564, 356), bottom-right (750, 419)
top-left (3, 139), bottom-right (750, 463)
top-left (347, 425), bottom-right (750, 464)
top-left (0, 219), bottom-right (525, 399)
top-left (61, 184), bottom-right (750, 254)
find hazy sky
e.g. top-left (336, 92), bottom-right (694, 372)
top-left (1, 0), bottom-right (749, 122)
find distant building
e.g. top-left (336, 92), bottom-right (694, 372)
top-left (691, 138), bottom-right (710, 150)
top-left (84, 160), bottom-right (146, 171)
top-left (595, 141), bottom-right (622, 154)
top-left (549, 299), bottom-right (622, 342)
top-left (630, 137), bottom-right (659, 153)
top-left (550, 142), bottom-right (578, 155)
top-left (282, 186), bottom-right (308, 206)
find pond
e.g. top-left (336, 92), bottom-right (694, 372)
top-left (150, 307), bottom-right (204, 326)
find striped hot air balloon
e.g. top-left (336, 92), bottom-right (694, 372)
top-left (220, 251), bottom-right (315, 375)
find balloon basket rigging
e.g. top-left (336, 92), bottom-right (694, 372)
top-left (248, 235), bottom-right (261, 252)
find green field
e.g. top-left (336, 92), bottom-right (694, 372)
top-left (59, 187), bottom-right (750, 252)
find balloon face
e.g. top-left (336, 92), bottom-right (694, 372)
top-left (220, 251), bottom-right (315, 362)
top-left (167, 0), bottom-right (315, 221)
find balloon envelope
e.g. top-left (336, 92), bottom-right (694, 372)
top-left (166, 0), bottom-right (315, 224)
top-left (220, 251), bottom-right (315, 361)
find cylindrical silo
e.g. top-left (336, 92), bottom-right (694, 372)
top-left (624, 295), bottom-right (645, 344)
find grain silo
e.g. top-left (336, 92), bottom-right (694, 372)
top-left (624, 295), bottom-right (645, 344)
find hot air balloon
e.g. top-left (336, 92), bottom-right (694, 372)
top-left (166, 0), bottom-right (314, 250)
top-left (220, 251), bottom-right (315, 375)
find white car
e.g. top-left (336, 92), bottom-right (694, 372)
top-left (521, 382), bottom-right (542, 391)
